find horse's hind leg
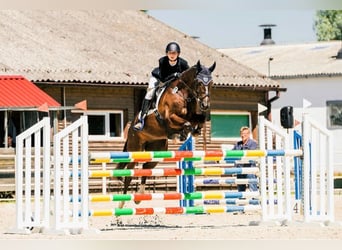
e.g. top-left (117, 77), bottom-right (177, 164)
top-left (135, 176), bottom-right (147, 205)
top-left (134, 140), bottom-right (168, 204)
top-left (117, 162), bottom-right (136, 208)
top-left (118, 176), bottom-right (133, 209)
top-left (115, 162), bottom-right (128, 183)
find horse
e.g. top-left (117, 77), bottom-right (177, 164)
top-left (116, 60), bottom-right (216, 208)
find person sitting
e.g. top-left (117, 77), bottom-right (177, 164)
top-left (133, 41), bottom-right (189, 131)
top-left (232, 126), bottom-right (258, 192)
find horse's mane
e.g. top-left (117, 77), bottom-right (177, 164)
top-left (168, 64), bottom-right (199, 92)
top-left (179, 65), bottom-right (197, 83)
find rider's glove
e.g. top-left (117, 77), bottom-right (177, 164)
top-left (174, 72), bottom-right (181, 78)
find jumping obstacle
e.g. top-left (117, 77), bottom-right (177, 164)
top-left (302, 113), bottom-right (334, 223)
top-left (54, 135), bottom-right (276, 232)
top-left (87, 204), bottom-right (260, 217)
top-left (89, 149), bottom-right (302, 163)
top-left (258, 116), bottom-right (293, 222)
top-left (87, 151), bottom-right (262, 219)
top-left (194, 199), bottom-right (260, 206)
top-left (259, 113), bottom-right (334, 224)
top-left (80, 191), bottom-right (260, 203)
top-left (176, 136), bottom-right (261, 209)
top-left (10, 106), bottom-right (336, 234)
top-left (9, 117), bottom-right (51, 234)
top-left (178, 137), bottom-right (195, 207)
top-left (87, 167), bottom-right (260, 178)
top-left (293, 130), bottom-right (303, 212)
top-left (194, 177), bottom-right (258, 186)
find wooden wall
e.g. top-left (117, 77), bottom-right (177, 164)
top-left (40, 84), bottom-right (268, 152)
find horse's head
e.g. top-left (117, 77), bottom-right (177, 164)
top-left (194, 60), bottom-right (216, 112)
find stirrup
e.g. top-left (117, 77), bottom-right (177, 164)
top-left (133, 120), bottom-right (144, 131)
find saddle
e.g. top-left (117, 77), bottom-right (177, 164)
top-left (149, 74), bottom-right (188, 141)
top-left (150, 74), bottom-right (180, 112)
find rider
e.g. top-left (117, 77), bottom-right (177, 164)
top-left (133, 42), bottom-right (189, 131)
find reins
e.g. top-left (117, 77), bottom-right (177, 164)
top-left (178, 78), bottom-right (210, 105)
top-left (178, 78), bottom-right (199, 102)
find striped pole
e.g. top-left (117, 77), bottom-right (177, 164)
top-left (194, 177), bottom-right (258, 186)
top-left (76, 191), bottom-right (260, 203)
top-left (87, 167), bottom-right (259, 178)
top-left (194, 199), bottom-right (260, 206)
top-left (89, 149), bottom-right (302, 163)
top-left (87, 205), bottom-right (261, 217)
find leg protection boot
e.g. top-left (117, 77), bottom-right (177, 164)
top-left (133, 99), bottom-right (151, 131)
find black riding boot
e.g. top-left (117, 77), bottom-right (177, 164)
top-left (133, 99), bottom-right (151, 131)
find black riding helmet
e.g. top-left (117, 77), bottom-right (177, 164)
top-left (165, 42), bottom-right (181, 53)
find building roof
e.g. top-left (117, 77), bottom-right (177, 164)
top-left (0, 75), bottom-right (61, 109)
top-left (0, 10), bottom-right (281, 91)
top-left (218, 41), bottom-right (342, 79)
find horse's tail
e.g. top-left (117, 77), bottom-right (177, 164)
top-left (123, 121), bottom-right (131, 140)
top-left (122, 139), bottom-right (128, 152)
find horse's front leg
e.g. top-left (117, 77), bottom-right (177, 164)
top-left (191, 122), bottom-right (203, 137)
top-left (117, 162), bottom-right (137, 209)
top-left (135, 176), bottom-right (146, 205)
top-left (179, 124), bottom-right (193, 141)
top-left (134, 160), bottom-right (160, 204)
top-left (168, 113), bottom-right (190, 130)
top-left (167, 114), bottom-right (193, 141)
top-left (118, 176), bottom-right (133, 209)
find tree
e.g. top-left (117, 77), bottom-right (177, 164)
top-left (314, 10), bottom-right (342, 41)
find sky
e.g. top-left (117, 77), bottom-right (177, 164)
top-left (148, 10), bottom-right (318, 48)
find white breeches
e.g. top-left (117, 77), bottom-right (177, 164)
top-left (145, 76), bottom-right (158, 100)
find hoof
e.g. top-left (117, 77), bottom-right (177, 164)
top-left (180, 134), bottom-right (187, 141)
top-left (192, 128), bottom-right (201, 136)
top-left (118, 201), bottom-right (125, 209)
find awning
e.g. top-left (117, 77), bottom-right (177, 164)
top-left (0, 75), bottom-right (60, 110)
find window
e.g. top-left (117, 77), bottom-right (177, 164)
top-left (327, 100), bottom-right (342, 129)
top-left (86, 110), bottom-right (124, 140)
top-left (211, 112), bottom-right (251, 140)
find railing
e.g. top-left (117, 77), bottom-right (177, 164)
top-left (10, 117), bottom-right (51, 233)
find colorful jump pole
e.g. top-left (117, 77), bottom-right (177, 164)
top-left (73, 191), bottom-right (260, 203)
top-left (88, 205), bottom-right (261, 217)
top-left (87, 167), bottom-right (259, 178)
top-left (89, 149), bottom-right (302, 164)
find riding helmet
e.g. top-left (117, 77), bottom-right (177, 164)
top-left (165, 42), bottom-right (181, 53)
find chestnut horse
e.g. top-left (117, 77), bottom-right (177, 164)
top-left (116, 61), bottom-right (216, 207)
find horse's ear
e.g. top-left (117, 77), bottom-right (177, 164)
top-left (209, 62), bottom-right (216, 73)
top-left (196, 60), bottom-right (202, 72)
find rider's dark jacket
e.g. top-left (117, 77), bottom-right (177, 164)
top-left (157, 56), bottom-right (189, 82)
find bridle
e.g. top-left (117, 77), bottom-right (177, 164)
top-left (177, 69), bottom-right (212, 111)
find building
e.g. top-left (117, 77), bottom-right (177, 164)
top-left (0, 10), bottom-right (284, 152)
top-left (219, 40), bottom-right (342, 172)
top-left (0, 75), bottom-right (60, 147)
